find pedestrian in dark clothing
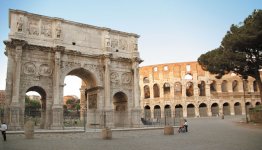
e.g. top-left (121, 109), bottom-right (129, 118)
top-left (184, 119), bottom-right (188, 132)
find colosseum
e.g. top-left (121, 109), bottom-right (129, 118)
top-left (139, 61), bottom-right (261, 120)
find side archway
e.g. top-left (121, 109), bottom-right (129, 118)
top-left (113, 91), bottom-right (128, 127)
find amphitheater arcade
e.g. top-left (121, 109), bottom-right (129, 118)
top-left (139, 62), bottom-right (261, 120)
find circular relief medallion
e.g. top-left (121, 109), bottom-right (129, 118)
top-left (39, 64), bottom-right (52, 76)
top-left (23, 62), bottom-right (36, 75)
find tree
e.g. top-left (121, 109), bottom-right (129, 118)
top-left (25, 96), bottom-right (41, 116)
top-left (198, 9), bottom-right (262, 102)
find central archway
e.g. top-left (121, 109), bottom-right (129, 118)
top-left (63, 67), bottom-right (98, 128)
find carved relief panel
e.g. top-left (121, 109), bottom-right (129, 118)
top-left (23, 62), bottom-right (53, 76)
top-left (110, 34), bottom-right (129, 51)
top-left (28, 18), bottom-right (39, 36)
top-left (41, 21), bottom-right (52, 38)
top-left (110, 71), bottom-right (132, 88)
top-left (17, 16), bottom-right (24, 32)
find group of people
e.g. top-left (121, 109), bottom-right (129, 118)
top-left (0, 122), bottom-right (7, 141)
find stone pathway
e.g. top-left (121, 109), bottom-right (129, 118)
top-left (1, 116), bottom-right (261, 150)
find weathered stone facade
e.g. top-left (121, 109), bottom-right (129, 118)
top-left (139, 62), bottom-right (261, 119)
top-left (4, 9), bottom-right (142, 130)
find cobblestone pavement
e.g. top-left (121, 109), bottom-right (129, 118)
top-left (1, 116), bottom-right (261, 150)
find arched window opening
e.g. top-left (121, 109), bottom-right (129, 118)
top-left (198, 81), bottom-right (206, 96)
top-left (210, 80), bottom-right (217, 93)
top-left (174, 82), bottom-right (182, 96)
top-left (243, 80), bottom-right (249, 92)
top-left (199, 103), bottom-right (208, 117)
top-left (154, 105), bottom-right (161, 119)
top-left (144, 85), bottom-right (150, 99)
top-left (223, 103), bottom-right (230, 115)
top-left (175, 104), bottom-right (183, 118)
top-left (153, 84), bottom-right (160, 98)
top-left (143, 77), bottom-right (149, 84)
top-left (186, 82), bottom-right (194, 97)
top-left (144, 105), bottom-right (151, 119)
top-left (211, 103), bottom-right (219, 116)
top-left (163, 83), bottom-right (170, 96)
top-left (187, 104), bottom-right (195, 117)
top-left (232, 80), bottom-right (239, 92)
top-left (164, 105), bottom-right (171, 118)
top-left (253, 80), bottom-right (258, 92)
top-left (234, 102), bottom-right (242, 115)
top-left (221, 80), bottom-right (228, 92)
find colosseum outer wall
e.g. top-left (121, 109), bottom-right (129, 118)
top-left (139, 62), bottom-right (261, 119)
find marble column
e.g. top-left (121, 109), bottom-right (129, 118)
top-left (51, 46), bottom-right (64, 129)
top-left (7, 39), bottom-right (27, 130)
top-left (104, 55), bottom-right (111, 109)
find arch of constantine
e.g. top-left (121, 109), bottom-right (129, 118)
top-left (139, 62), bottom-right (261, 119)
top-left (4, 9), bottom-right (142, 130)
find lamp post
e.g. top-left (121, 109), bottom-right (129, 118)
top-left (242, 78), bottom-right (249, 123)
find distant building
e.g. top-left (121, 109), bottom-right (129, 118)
top-left (63, 95), bottom-right (79, 105)
top-left (27, 95), bottom-right (41, 101)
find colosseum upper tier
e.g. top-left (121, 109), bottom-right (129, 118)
top-left (139, 61), bottom-right (261, 119)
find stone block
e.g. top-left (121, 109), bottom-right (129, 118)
top-left (101, 127), bottom-right (112, 140)
top-left (24, 120), bottom-right (34, 139)
top-left (164, 126), bottom-right (174, 135)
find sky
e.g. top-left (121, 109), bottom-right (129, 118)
top-left (0, 0), bottom-right (261, 97)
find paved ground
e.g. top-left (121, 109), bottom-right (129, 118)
top-left (1, 116), bottom-right (261, 150)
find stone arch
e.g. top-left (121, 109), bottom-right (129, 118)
top-left (198, 81), bottom-right (206, 96)
top-left (153, 84), bottom-right (160, 98)
top-left (199, 103), bottom-right (208, 117)
top-left (63, 67), bottom-right (99, 124)
top-left (174, 82), bottom-right (182, 96)
top-left (232, 80), bottom-right (239, 92)
top-left (255, 102), bottom-right (261, 106)
top-left (221, 80), bottom-right (228, 92)
top-left (234, 102), bottom-right (242, 115)
top-left (163, 82), bottom-right (170, 97)
top-left (223, 102), bottom-right (230, 115)
top-left (211, 103), bottom-right (219, 116)
top-left (62, 67), bottom-right (98, 88)
top-left (143, 77), bottom-right (149, 84)
top-left (210, 80), bottom-right (217, 93)
top-left (187, 104), bottom-right (195, 117)
top-left (154, 105), bottom-right (161, 119)
top-left (175, 104), bottom-right (183, 118)
top-left (243, 80), bottom-right (249, 92)
top-left (253, 80), bottom-right (258, 92)
top-left (24, 86), bottom-right (47, 129)
top-left (113, 91), bottom-right (128, 127)
top-left (164, 105), bottom-right (171, 118)
top-left (61, 65), bottom-right (102, 88)
top-left (186, 82), bottom-right (194, 97)
top-left (144, 105), bottom-right (151, 119)
top-left (144, 85), bottom-right (150, 99)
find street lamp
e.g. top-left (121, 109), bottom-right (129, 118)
top-left (242, 78), bottom-right (249, 123)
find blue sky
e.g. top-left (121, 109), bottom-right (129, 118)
top-left (0, 0), bottom-right (261, 96)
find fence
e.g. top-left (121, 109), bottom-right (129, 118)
top-left (0, 109), bottom-right (185, 131)
top-left (249, 106), bottom-right (262, 123)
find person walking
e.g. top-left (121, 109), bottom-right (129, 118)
top-left (184, 119), bottom-right (188, 132)
top-left (0, 122), bottom-right (7, 141)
